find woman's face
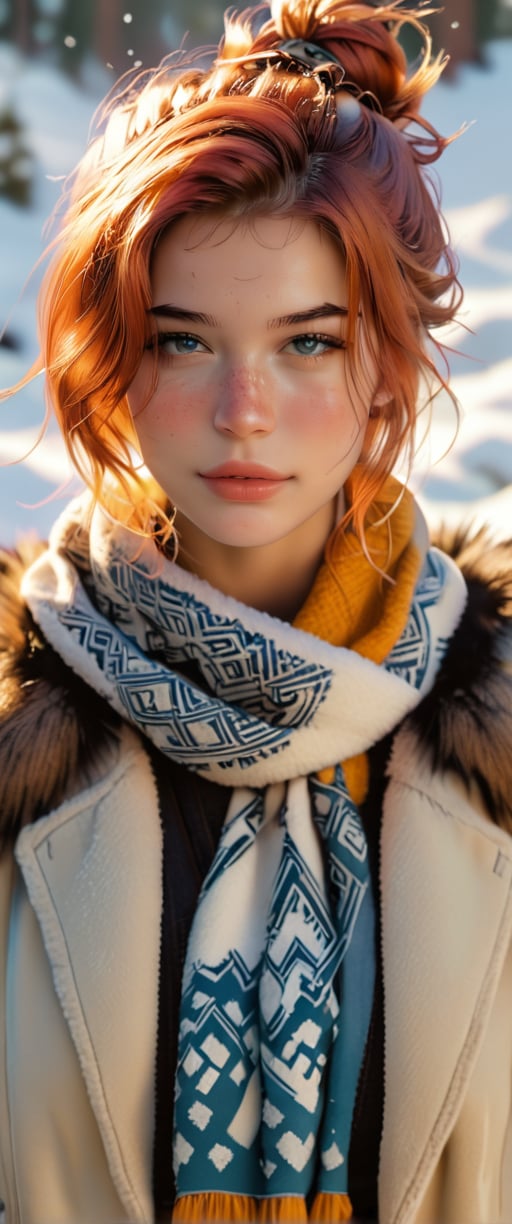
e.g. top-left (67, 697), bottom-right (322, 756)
top-left (128, 213), bottom-right (377, 556)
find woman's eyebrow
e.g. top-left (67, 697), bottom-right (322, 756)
top-left (148, 303), bottom-right (349, 327)
top-left (148, 305), bottom-right (215, 324)
top-left (269, 304), bottom-right (349, 328)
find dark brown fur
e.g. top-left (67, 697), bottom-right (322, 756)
top-left (405, 525), bottom-right (512, 834)
top-left (1, 527), bottom-right (512, 850)
top-left (0, 544), bottom-right (121, 853)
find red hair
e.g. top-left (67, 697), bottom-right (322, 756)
top-left (6, 0), bottom-right (462, 542)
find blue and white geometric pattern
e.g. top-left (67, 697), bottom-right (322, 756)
top-left (173, 771), bottom-right (374, 1200)
top-left (385, 550), bottom-right (450, 690)
top-left (30, 508), bottom-right (464, 791)
top-left (92, 556), bottom-right (334, 726)
top-left (56, 588), bottom-right (333, 772)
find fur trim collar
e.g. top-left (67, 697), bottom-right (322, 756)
top-left (1, 529), bottom-right (512, 848)
top-left (405, 526), bottom-right (512, 835)
top-left (0, 543), bottom-right (121, 852)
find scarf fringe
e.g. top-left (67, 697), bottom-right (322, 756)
top-left (172, 1194), bottom-right (258, 1221)
top-left (172, 1194), bottom-right (352, 1220)
top-left (310, 1192), bottom-right (352, 1220)
top-left (259, 1197), bottom-right (308, 1220)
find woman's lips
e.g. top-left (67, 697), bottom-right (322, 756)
top-left (199, 462), bottom-right (291, 502)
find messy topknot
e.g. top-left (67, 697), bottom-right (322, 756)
top-left (222, 0), bottom-right (444, 124)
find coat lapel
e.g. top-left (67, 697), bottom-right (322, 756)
top-left (379, 728), bottom-right (512, 1224)
top-left (14, 730), bottom-right (162, 1224)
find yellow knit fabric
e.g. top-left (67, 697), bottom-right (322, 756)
top-left (293, 470), bottom-right (423, 804)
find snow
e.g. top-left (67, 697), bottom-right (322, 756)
top-left (1, 38), bottom-right (511, 543)
top-left (404, 42), bottom-right (512, 535)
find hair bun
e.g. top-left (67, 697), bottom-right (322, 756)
top-left (264, 0), bottom-right (444, 124)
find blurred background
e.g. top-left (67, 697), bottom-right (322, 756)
top-left (1, 0), bottom-right (511, 541)
top-left (3, 0), bottom-right (511, 77)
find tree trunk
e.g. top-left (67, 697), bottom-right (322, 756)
top-left (428, 0), bottom-right (480, 75)
top-left (14, 0), bottom-right (33, 54)
top-left (94, 0), bottom-right (124, 68)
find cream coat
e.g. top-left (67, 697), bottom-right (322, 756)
top-left (1, 722), bottom-right (511, 1224)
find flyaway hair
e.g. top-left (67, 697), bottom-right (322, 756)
top-left (3, 0), bottom-right (462, 543)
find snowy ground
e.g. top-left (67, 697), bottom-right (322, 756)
top-left (0, 38), bottom-right (511, 544)
top-left (406, 39), bottom-right (512, 536)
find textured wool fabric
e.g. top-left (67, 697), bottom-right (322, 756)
top-left (294, 470), bottom-right (422, 659)
top-left (295, 470), bottom-right (424, 801)
top-left (21, 481), bottom-right (466, 1220)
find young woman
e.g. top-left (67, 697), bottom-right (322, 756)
top-left (1, 2), bottom-right (512, 1221)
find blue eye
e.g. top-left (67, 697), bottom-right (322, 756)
top-left (286, 333), bottom-right (345, 357)
top-left (146, 332), bottom-right (206, 356)
top-left (294, 335), bottom-right (323, 355)
top-left (163, 333), bottom-right (201, 354)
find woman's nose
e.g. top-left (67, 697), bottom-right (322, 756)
top-left (213, 364), bottom-right (276, 438)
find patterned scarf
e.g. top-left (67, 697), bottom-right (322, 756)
top-left (22, 477), bottom-right (466, 1222)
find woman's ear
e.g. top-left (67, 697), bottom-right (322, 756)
top-left (370, 385), bottom-right (393, 416)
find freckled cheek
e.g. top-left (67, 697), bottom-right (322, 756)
top-left (289, 387), bottom-right (360, 434)
top-left (130, 388), bottom-right (207, 443)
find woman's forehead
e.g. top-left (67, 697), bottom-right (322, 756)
top-left (150, 213), bottom-right (348, 304)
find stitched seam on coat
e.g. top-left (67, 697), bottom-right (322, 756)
top-left (16, 736), bottom-right (140, 847)
top-left (388, 773), bottom-right (512, 860)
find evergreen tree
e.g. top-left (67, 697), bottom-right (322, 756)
top-left (0, 106), bottom-right (33, 207)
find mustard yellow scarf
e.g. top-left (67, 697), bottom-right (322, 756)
top-left (295, 471), bottom-right (423, 804)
